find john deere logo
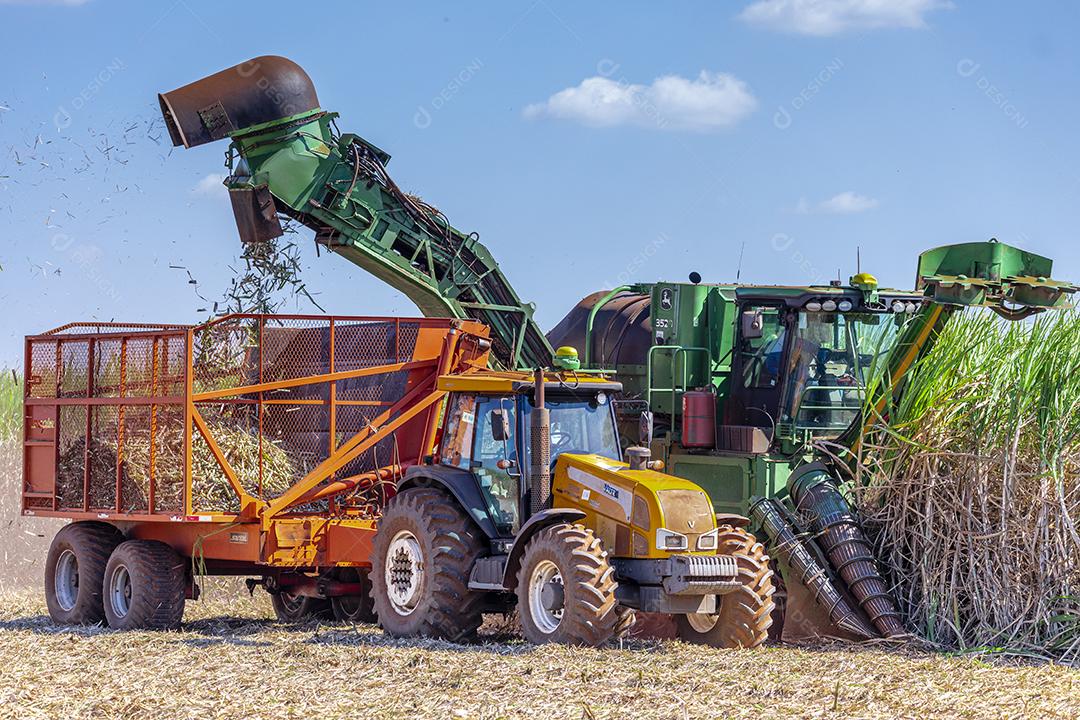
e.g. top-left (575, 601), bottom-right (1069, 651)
top-left (660, 289), bottom-right (674, 310)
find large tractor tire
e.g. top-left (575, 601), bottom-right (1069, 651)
top-left (675, 525), bottom-right (775, 649)
top-left (370, 488), bottom-right (485, 641)
top-left (102, 539), bottom-right (187, 630)
top-left (271, 591), bottom-right (332, 623)
top-left (330, 567), bottom-right (377, 624)
top-left (516, 523), bottom-right (619, 647)
top-left (44, 522), bottom-right (124, 625)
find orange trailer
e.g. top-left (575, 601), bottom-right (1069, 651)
top-left (23, 314), bottom-right (491, 628)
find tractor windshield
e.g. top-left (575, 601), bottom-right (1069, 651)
top-left (785, 311), bottom-right (901, 433)
top-left (524, 393), bottom-right (622, 464)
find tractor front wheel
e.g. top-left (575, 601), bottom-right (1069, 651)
top-left (676, 525), bottom-right (775, 649)
top-left (516, 523), bottom-right (619, 646)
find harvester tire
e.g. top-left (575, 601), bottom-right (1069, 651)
top-left (516, 523), bottom-right (619, 647)
top-left (102, 540), bottom-right (186, 630)
top-left (370, 488), bottom-right (485, 641)
top-left (675, 525), bottom-right (775, 649)
top-left (330, 567), bottom-right (377, 624)
top-left (271, 590), bottom-right (332, 623)
top-left (44, 521), bottom-right (124, 625)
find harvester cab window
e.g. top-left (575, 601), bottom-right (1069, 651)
top-left (789, 311), bottom-right (898, 432)
top-left (472, 396), bottom-right (520, 532)
top-left (739, 306), bottom-right (787, 389)
top-left (439, 394), bottom-right (477, 469)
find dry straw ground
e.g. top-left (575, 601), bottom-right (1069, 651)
top-left (0, 586), bottom-right (1078, 720)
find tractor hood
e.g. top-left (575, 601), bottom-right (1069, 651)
top-left (554, 454), bottom-right (719, 557)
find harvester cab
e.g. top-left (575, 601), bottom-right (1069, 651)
top-left (368, 363), bottom-right (775, 647)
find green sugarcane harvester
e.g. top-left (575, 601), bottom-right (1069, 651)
top-left (161, 56), bottom-right (1077, 641)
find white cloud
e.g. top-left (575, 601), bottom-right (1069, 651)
top-left (796, 191), bottom-right (879, 214)
top-left (191, 173), bottom-right (227, 196)
top-left (523, 71), bottom-right (757, 132)
top-left (739, 0), bottom-right (951, 36)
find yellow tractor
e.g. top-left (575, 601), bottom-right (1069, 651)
top-left (370, 356), bottom-right (775, 647)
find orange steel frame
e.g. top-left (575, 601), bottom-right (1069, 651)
top-left (22, 314), bottom-right (491, 570)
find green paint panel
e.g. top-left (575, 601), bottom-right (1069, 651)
top-left (671, 455), bottom-right (749, 515)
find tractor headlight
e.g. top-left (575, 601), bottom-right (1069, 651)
top-left (656, 528), bottom-right (688, 551)
top-left (696, 528), bottom-right (719, 551)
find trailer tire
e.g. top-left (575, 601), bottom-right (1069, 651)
top-left (330, 568), bottom-right (377, 624)
top-left (44, 521), bottom-right (124, 625)
top-left (370, 488), bottom-right (485, 641)
top-left (675, 525), bottom-right (775, 649)
top-left (516, 523), bottom-right (619, 647)
top-left (102, 540), bottom-right (186, 631)
top-left (270, 590), bottom-right (331, 623)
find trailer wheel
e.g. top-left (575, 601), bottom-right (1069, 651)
top-left (270, 591), bottom-right (331, 623)
top-left (102, 540), bottom-right (186, 631)
top-left (516, 523), bottom-right (619, 647)
top-left (44, 522), bottom-right (124, 625)
top-left (370, 488), bottom-right (485, 641)
top-left (330, 568), bottom-right (376, 624)
top-left (675, 525), bottom-right (775, 649)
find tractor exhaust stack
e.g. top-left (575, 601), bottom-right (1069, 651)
top-left (530, 368), bottom-right (551, 516)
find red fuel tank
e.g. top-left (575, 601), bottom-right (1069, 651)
top-left (681, 390), bottom-right (716, 449)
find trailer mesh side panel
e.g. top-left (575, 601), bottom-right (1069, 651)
top-left (23, 315), bottom-right (471, 519)
top-left (24, 326), bottom-right (188, 517)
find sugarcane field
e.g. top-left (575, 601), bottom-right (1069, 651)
top-left (2, 3), bottom-right (1080, 719)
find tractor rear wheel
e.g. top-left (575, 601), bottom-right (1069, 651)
top-left (330, 567), bottom-right (377, 624)
top-left (676, 525), bottom-right (775, 649)
top-left (370, 488), bottom-right (485, 641)
top-left (516, 523), bottom-right (619, 646)
top-left (102, 540), bottom-right (186, 630)
top-left (44, 522), bottom-right (124, 625)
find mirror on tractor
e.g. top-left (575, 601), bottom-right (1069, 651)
top-left (490, 408), bottom-right (511, 442)
top-left (639, 410), bottom-right (654, 447)
top-left (741, 309), bottom-right (765, 340)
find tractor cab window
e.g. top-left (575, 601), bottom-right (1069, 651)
top-left (787, 311), bottom-right (899, 432)
top-left (739, 306), bottom-right (787, 389)
top-left (472, 396), bottom-right (520, 533)
top-left (439, 394), bottom-right (477, 469)
top-left (524, 392), bottom-right (621, 465)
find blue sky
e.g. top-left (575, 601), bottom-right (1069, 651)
top-left (1, 0), bottom-right (1078, 369)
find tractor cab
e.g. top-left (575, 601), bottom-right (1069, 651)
top-left (435, 370), bottom-right (624, 535)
